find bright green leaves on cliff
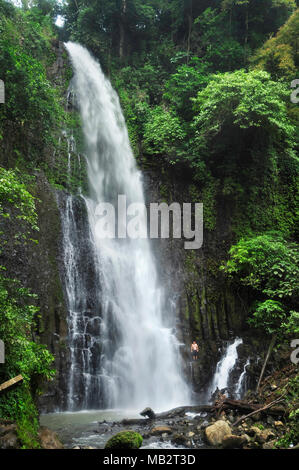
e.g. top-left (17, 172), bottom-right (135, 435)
top-left (0, 273), bottom-right (55, 448)
top-left (190, 69), bottom-right (298, 236)
top-left (249, 300), bottom-right (287, 336)
top-left (0, 275), bottom-right (54, 384)
top-left (0, 167), bottom-right (54, 389)
top-left (0, 167), bottom-right (38, 235)
top-left (192, 69), bottom-right (295, 158)
top-left (222, 233), bottom-right (299, 299)
top-left (0, 162), bottom-right (54, 447)
top-left (143, 106), bottom-right (186, 161)
top-left (252, 8), bottom-right (299, 81)
top-left (163, 60), bottom-right (210, 120)
top-left (221, 233), bottom-right (299, 337)
top-left (0, 166), bottom-right (54, 447)
top-left (249, 300), bottom-right (298, 341)
top-left (2, 46), bottom-right (58, 126)
top-left (0, 3), bottom-right (66, 167)
top-left (0, 167), bottom-right (38, 252)
top-left (0, 43), bottom-right (62, 149)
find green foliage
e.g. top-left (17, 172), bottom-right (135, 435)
top-left (0, 272), bottom-right (55, 448)
top-left (143, 106), bottom-right (186, 160)
top-left (0, 274), bottom-right (55, 383)
top-left (221, 233), bottom-right (299, 337)
top-left (0, 2), bottom-right (67, 171)
top-left (252, 8), bottom-right (299, 80)
top-left (222, 233), bottom-right (298, 299)
top-left (276, 376), bottom-right (299, 447)
top-left (194, 7), bottom-right (244, 71)
top-left (63, 0), bottom-right (295, 72)
top-left (282, 311), bottom-right (299, 335)
top-left (249, 299), bottom-right (286, 335)
top-left (163, 60), bottom-right (210, 119)
top-left (192, 69), bottom-right (295, 158)
top-left (190, 69), bottom-right (297, 237)
top-left (105, 430), bottom-right (143, 449)
top-left (0, 167), bottom-right (38, 244)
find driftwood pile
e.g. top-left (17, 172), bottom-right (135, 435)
top-left (121, 395), bottom-right (286, 427)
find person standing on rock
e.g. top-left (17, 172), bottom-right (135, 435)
top-left (191, 341), bottom-right (199, 361)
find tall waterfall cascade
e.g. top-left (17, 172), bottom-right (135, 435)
top-left (62, 42), bottom-right (190, 411)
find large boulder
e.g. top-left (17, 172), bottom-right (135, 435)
top-left (0, 420), bottom-right (19, 449)
top-left (0, 431), bottom-right (20, 449)
top-left (140, 407), bottom-right (156, 419)
top-left (205, 420), bottom-right (232, 446)
top-left (248, 426), bottom-right (275, 444)
top-left (258, 429), bottom-right (275, 444)
top-left (222, 434), bottom-right (248, 449)
top-left (105, 431), bottom-right (143, 449)
top-left (38, 426), bottom-right (63, 449)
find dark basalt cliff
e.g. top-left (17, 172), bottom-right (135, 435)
top-left (143, 167), bottom-right (268, 399)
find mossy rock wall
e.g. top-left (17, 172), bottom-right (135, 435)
top-left (143, 166), bottom-right (266, 395)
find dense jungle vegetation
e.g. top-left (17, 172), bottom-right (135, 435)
top-left (0, 0), bottom-right (298, 448)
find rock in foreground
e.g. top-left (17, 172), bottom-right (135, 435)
top-left (38, 426), bottom-right (63, 449)
top-left (205, 420), bottom-right (232, 446)
top-left (222, 434), bottom-right (248, 449)
top-left (105, 431), bottom-right (143, 449)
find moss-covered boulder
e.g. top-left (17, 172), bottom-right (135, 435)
top-left (104, 431), bottom-right (143, 449)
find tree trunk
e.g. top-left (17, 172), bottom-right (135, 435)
top-left (256, 334), bottom-right (277, 394)
top-left (244, 4), bottom-right (249, 63)
top-left (186, 1), bottom-right (193, 64)
top-left (119, 0), bottom-right (127, 60)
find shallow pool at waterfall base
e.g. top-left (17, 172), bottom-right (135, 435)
top-left (40, 410), bottom-right (203, 450)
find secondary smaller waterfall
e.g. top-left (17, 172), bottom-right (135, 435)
top-left (209, 338), bottom-right (243, 399)
top-left (235, 358), bottom-right (250, 399)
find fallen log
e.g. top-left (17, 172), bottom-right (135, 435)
top-left (219, 398), bottom-right (261, 412)
top-left (232, 395), bottom-right (286, 427)
top-left (214, 397), bottom-right (285, 415)
top-left (0, 375), bottom-right (23, 393)
top-left (155, 405), bottom-right (214, 419)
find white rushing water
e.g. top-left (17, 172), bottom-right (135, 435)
top-left (235, 357), bottom-right (250, 399)
top-left (63, 42), bottom-right (190, 411)
top-left (209, 337), bottom-right (243, 398)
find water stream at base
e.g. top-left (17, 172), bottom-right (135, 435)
top-left (61, 42), bottom-right (190, 412)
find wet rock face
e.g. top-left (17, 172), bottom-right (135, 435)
top-left (55, 192), bottom-right (105, 411)
top-left (142, 168), bottom-right (265, 396)
top-left (0, 173), bottom-right (70, 412)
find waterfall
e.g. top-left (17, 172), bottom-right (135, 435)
top-left (235, 358), bottom-right (250, 399)
top-left (58, 133), bottom-right (103, 410)
top-left (209, 338), bottom-right (243, 399)
top-left (63, 42), bottom-right (190, 411)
